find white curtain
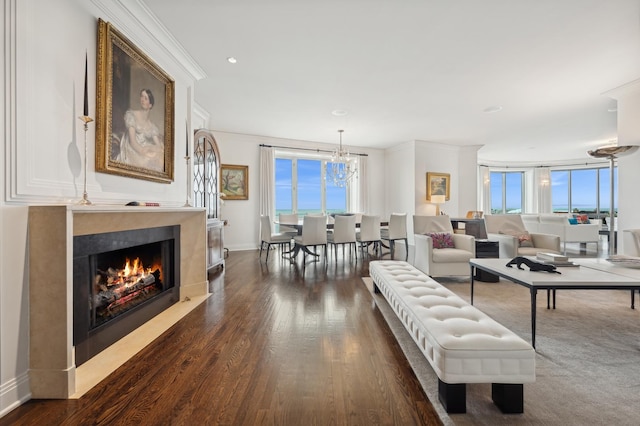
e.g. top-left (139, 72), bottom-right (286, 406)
top-left (534, 167), bottom-right (552, 213)
top-left (259, 146), bottom-right (274, 217)
top-left (356, 155), bottom-right (368, 213)
top-left (479, 166), bottom-right (492, 214)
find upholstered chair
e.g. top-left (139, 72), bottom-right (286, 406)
top-left (259, 215), bottom-right (292, 261)
top-left (357, 214), bottom-right (382, 259)
top-left (293, 214), bottom-right (328, 264)
top-left (381, 213), bottom-right (408, 261)
top-left (484, 214), bottom-right (561, 258)
top-left (413, 215), bottom-right (475, 277)
top-left (327, 214), bottom-right (357, 262)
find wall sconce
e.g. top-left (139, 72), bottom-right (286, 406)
top-left (540, 178), bottom-right (549, 186)
top-left (431, 194), bottom-right (446, 215)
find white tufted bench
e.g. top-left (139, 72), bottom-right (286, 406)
top-left (369, 260), bottom-right (535, 414)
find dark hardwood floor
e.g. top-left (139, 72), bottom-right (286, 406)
top-left (2, 248), bottom-right (441, 426)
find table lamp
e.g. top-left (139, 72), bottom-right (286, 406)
top-left (431, 194), bottom-right (446, 215)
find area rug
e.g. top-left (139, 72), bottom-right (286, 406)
top-left (362, 276), bottom-right (640, 425)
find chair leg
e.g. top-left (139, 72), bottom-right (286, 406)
top-left (265, 243), bottom-right (271, 261)
top-left (403, 238), bottom-right (408, 261)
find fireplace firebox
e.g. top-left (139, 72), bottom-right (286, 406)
top-left (73, 226), bottom-right (180, 366)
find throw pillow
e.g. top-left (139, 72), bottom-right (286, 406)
top-left (573, 214), bottom-right (591, 224)
top-left (499, 230), bottom-right (534, 247)
top-left (427, 232), bottom-right (455, 249)
top-left (568, 218), bottom-right (579, 225)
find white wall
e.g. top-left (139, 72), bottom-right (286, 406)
top-left (0, 0), bottom-right (202, 416)
top-left (384, 141), bottom-right (416, 219)
top-left (607, 79), bottom-right (640, 254)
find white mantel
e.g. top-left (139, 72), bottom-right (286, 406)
top-left (28, 206), bottom-right (209, 398)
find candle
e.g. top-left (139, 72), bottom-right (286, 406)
top-left (185, 121), bottom-right (189, 157)
top-left (83, 52), bottom-right (89, 117)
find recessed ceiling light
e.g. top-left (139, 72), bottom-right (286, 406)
top-left (332, 110), bottom-right (348, 116)
top-left (483, 106), bottom-right (503, 113)
top-left (227, 57), bottom-right (237, 64)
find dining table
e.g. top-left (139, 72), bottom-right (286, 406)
top-left (275, 219), bottom-right (389, 260)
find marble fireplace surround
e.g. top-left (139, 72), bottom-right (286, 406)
top-left (28, 206), bottom-right (210, 399)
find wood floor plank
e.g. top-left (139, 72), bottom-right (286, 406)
top-left (1, 249), bottom-right (441, 426)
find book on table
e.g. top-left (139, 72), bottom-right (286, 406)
top-left (536, 252), bottom-right (569, 262)
top-left (535, 252), bottom-right (578, 267)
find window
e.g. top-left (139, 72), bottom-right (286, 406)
top-left (490, 171), bottom-right (524, 214)
top-left (551, 166), bottom-right (616, 216)
top-left (275, 155), bottom-right (349, 218)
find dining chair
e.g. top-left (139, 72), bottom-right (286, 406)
top-left (259, 215), bottom-right (293, 261)
top-left (293, 215), bottom-right (328, 264)
top-left (327, 214), bottom-right (357, 262)
top-left (381, 212), bottom-right (408, 260)
top-left (357, 214), bottom-right (382, 259)
top-left (278, 213), bottom-right (300, 237)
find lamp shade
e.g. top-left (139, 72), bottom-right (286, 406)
top-left (587, 145), bottom-right (638, 158)
top-left (431, 194), bottom-right (446, 204)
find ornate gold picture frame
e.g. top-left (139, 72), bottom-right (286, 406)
top-left (426, 172), bottom-right (450, 201)
top-left (220, 164), bottom-right (249, 200)
top-left (95, 19), bottom-right (175, 183)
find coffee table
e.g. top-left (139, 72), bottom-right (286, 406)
top-left (469, 258), bottom-right (640, 348)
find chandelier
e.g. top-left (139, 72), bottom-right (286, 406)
top-left (327, 129), bottom-right (357, 188)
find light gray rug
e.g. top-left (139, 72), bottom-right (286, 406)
top-left (362, 276), bottom-right (640, 425)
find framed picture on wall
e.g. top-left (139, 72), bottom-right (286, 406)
top-left (220, 164), bottom-right (249, 200)
top-left (95, 19), bottom-right (175, 183)
top-left (426, 172), bottom-right (450, 201)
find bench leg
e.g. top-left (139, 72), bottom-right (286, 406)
top-left (492, 383), bottom-right (524, 414)
top-left (438, 379), bottom-right (466, 413)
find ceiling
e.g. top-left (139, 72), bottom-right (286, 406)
top-left (143, 0), bottom-right (640, 164)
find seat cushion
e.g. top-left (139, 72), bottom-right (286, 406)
top-left (432, 248), bottom-right (474, 263)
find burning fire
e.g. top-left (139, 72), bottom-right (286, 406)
top-left (121, 258), bottom-right (152, 284)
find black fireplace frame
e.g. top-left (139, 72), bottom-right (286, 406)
top-left (73, 225), bottom-right (180, 366)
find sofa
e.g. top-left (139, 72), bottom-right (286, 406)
top-left (521, 214), bottom-right (601, 253)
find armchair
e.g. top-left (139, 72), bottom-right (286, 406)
top-left (484, 214), bottom-right (561, 258)
top-left (413, 215), bottom-right (475, 277)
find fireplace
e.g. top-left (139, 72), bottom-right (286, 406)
top-left (73, 226), bottom-right (180, 366)
top-left (28, 206), bottom-right (209, 399)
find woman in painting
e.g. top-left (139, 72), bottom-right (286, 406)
top-left (115, 88), bottom-right (165, 172)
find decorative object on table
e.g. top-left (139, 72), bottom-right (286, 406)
top-left (95, 19), bottom-right (175, 183)
top-left (587, 143), bottom-right (639, 255)
top-left (183, 120), bottom-right (192, 207)
top-left (220, 164), bottom-right (249, 200)
top-left (125, 201), bottom-right (160, 206)
top-left (77, 51), bottom-right (93, 205)
top-left (426, 172), bottom-right (450, 201)
top-left (505, 256), bottom-right (561, 273)
top-left (606, 254), bottom-right (640, 268)
top-left (326, 129), bottom-right (357, 188)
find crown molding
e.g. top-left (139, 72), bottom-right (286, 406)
top-left (91, 0), bottom-right (206, 82)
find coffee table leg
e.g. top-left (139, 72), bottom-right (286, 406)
top-left (470, 265), bottom-right (475, 305)
top-left (530, 288), bottom-right (537, 349)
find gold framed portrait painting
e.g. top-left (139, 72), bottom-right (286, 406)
top-left (220, 164), bottom-right (249, 200)
top-left (95, 19), bottom-right (175, 183)
top-left (426, 172), bottom-right (450, 201)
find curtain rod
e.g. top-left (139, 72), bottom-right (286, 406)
top-left (479, 160), bottom-right (610, 168)
top-left (259, 143), bottom-right (368, 157)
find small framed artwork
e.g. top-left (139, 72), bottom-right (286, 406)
top-left (220, 164), bottom-right (249, 200)
top-left (95, 19), bottom-right (175, 183)
top-left (426, 172), bottom-right (450, 201)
